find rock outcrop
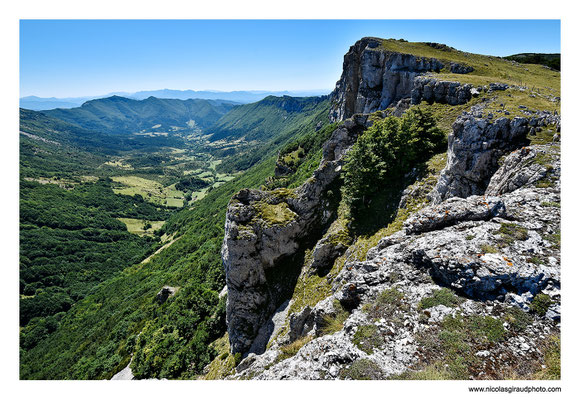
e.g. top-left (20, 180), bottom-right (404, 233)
top-left (329, 37), bottom-right (444, 121)
top-left (223, 115), bottom-right (370, 355)
top-left (430, 114), bottom-right (531, 203)
top-left (411, 76), bottom-right (473, 106)
top-left (156, 286), bottom-right (177, 304)
top-left (231, 143), bottom-right (560, 380)
top-left (486, 145), bottom-right (560, 195)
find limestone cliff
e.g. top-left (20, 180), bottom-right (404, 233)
top-left (223, 116), bottom-right (370, 355)
top-left (329, 37), bottom-right (445, 121)
top-left (431, 111), bottom-right (560, 203)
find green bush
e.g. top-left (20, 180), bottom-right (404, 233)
top-left (418, 288), bottom-right (462, 310)
top-left (531, 293), bottom-right (552, 316)
top-left (504, 307), bottom-right (533, 331)
top-left (352, 325), bottom-right (383, 354)
top-left (342, 109), bottom-right (445, 215)
top-left (468, 315), bottom-right (506, 343)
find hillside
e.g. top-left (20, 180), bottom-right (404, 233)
top-left (43, 96), bottom-right (238, 134)
top-left (209, 95), bottom-right (331, 172)
top-left (209, 95), bottom-right (328, 142)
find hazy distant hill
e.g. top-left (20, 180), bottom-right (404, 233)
top-left (42, 96), bottom-right (238, 134)
top-left (130, 89), bottom-right (330, 103)
top-left (20, 89), bottom-right (331, 110)
top-left (20, 96), bottom-right (93, 111)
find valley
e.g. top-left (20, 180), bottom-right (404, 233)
top-left (19, 92), bottom-right (331, 379)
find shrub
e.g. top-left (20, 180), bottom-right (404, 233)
top-left (504, 307), bottom-right (533, 331)
top-left (339, 358), bottom-right (384, 380)
top-left (468, 315), bottom-right (506, 343)
top-left (418, 288), bottom-right (462, 310)
top-left (342, 109), bottom-right (445, 215)
top-left (352, 324), bottom-right (383, 354)
top-left (363, 287), bottom-right (407, 321)
top-left (530, 293), bottom-right (552, 316)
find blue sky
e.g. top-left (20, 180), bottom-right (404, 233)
top-left (19, 20), bottom-right (561, 98)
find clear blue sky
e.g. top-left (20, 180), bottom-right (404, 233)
top-left (20, 20), bottom-right (561, 98)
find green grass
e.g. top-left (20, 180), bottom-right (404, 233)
top-left (412, 313), bottom-right (508, 380)
top-left (320, 300), bottom-right (350, 336)
top-left (275, 335), bottom-right (313, 362)
top-left (202, 333), bottom-right (236, 380)
top-left (480, 244), bottom-right (499, 254)
top-left (339, 358), bottom-right (384, 380)
top-left (418, 288), bottom-right (463, 310)
top-left (254, 202), bottom-right (297, 226)
top-left (117, 218), bottom-right (165, 236)
top-left (541, 201), bottom-right (560, 208)
top-left (376, 38), bottom-right (560, 122)
top-left (380, 38), bottom-right (559, 90)
top-left (497, 222), bottom-right (529, 246)
top-left (352, 324), bottom-right (383, 354)
top-left (544, 231), bottom-right (561, 247)
top-left (112, 176), bottom-right (185, 208)
top-left (392, 362), bottom-right (457, 380)
top-left (535, 335), bottom-right (560, 380)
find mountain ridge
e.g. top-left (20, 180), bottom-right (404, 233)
top-left (40, 96), bottom-right (238, 134)
top-left (20, 89), bottom-right (331, 111)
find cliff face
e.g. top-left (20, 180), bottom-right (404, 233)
top-left (431, 110), bottom-right (560, 203)
top-left (329, 38), bottom-right (445, 121)
top-left (222, 116), bottom-right (369, 355)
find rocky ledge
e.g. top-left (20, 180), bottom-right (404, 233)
top-left (223, 115), bottom-right (370, 355)
top-left (230, 142), bottom-right (560, 380)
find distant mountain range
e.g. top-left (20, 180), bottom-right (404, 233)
top-left (40, 96), bottom-right (238, 134)
top-left (20, 89), bottom-right (331, 111)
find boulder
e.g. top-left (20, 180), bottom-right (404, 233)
top-left (430, 114), bottom-right (530, 203)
